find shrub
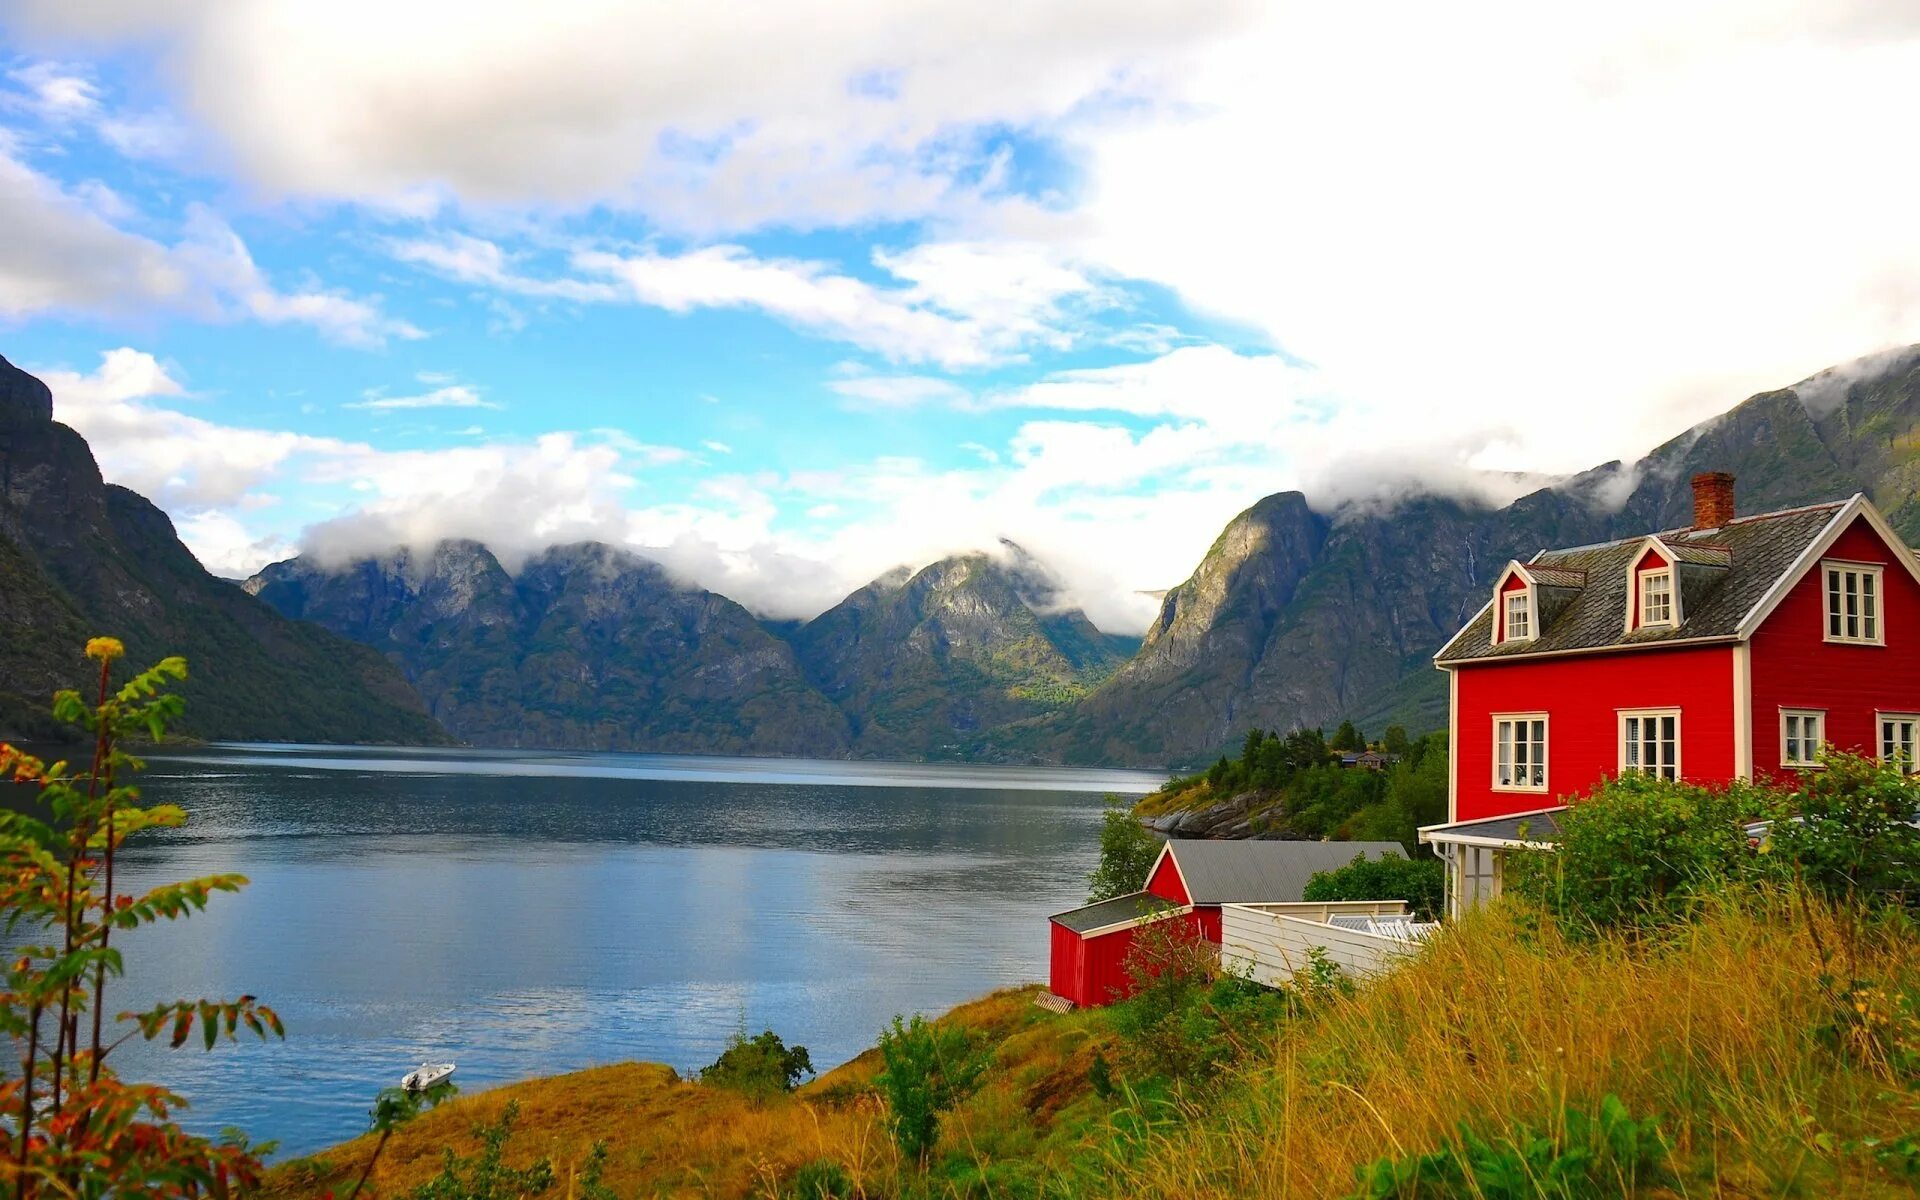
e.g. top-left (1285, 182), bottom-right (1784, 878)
top-left (1504, 773), bottom-right (1761, 934)
top-left (1087, 797), bottom-right (1162, 902)
top-left (876, 1014), bottom-right (989, 1165)
top-left (1762, 751), bottom-right (1920, 910)
top-left (1304, 852), bottom-right (1446, 919)
top-left (1109, 918), bottom-right (1290, 1084)
top-left (1348, 1094), bottom-right (1670, 1200)
top-left (409, 1100), bottom-right (556, 1200)
top-left (701, 1029), bottom-right (816, 1098)
top-left (0, 639), bottom-right (286, 1197)
top-left (783, 1158), bottom-right (854, 1199)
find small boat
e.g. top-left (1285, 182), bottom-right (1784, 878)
top-left (401, 1061), bottom-right (456, 1092)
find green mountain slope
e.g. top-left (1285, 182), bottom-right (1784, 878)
top-left (789, 543), bottom-right (1137, 757)
top-left (0, 354), bottom-right (449, 745)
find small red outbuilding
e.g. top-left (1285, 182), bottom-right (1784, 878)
top-left (1047, 838), bottom-right (1407, 1007)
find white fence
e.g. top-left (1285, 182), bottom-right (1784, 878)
top-left (1219, 900), bottom-right (1427, 986)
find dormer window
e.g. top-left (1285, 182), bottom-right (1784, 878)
top-left (1503, 592), bottom-right (1531, 641)
top-left (1824, 562), bottom-right (1883, 645)
top-left (1639, 568), bottom-right (1674, 627)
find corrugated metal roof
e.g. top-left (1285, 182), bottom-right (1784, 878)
top-left (1437, 501), bottom-right (1847, 664)
top-left (1049, 890), bottom-right (1177, 934)
top-left (1166, 840), bottom-right (1408, 904)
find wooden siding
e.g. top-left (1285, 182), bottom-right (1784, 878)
top-left (1219, 902), bottom-right (1417, 986)
top-left (1145, 852), bottom-right (1190, 904)
top-left (1049, 909), bottom-right (1208, 1008)
top-left (1452, 642), bottom-right (1737, 821)
top-left (1750, 515), bottom-right (1920, 781)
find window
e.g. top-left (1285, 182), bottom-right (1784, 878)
top-left (1639, 569), bottom-right (1674, 628)
top-left (1782, 710), bottom-right (1826, 768)
top-left (1503, 592), bottom-right (1532, 642)
top-left (1620, 710), bottom-right (1680, 780)
top-left (1824, 563), bottom-right (1884, 644)
top-left (1494, 715), bottom-right (1548, 791)
top-left (1881, 714), bottom-right (1919, 773)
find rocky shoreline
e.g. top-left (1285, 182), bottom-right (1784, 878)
top-left (1138, 790), bottom-right (1286, 839)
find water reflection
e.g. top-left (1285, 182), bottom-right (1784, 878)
top-left (80, 745), bottom-right (1161, 1157)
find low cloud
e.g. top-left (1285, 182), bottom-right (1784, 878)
top-left (347, 384), bottom-right (499, 411)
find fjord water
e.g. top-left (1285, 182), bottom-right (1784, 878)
top-left (103, 745), bottom-right (1163, 1158)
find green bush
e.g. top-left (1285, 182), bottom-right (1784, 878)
top-left (1304, 852), bottom-right (1446, 919)
top-left (1086, 796), bottom-right (1163, 902)
top-left (1761, 751), bottom-right (1920, 910)
top-left (782, 1158), bottom-right (854, 1199)
top-left (1504, 773), bottom-right (1762, 934)
top-left (876, 1014), bottom-right (989, 1165)
top-left (410, 1100), bottom-right (556, 1200)
top-left (701, 1029), bottom-right (815, 1098)
top-left (1348, 1094), bottom-right (1669, 1199)
top-left (1108, 918), bottom-right (1291, 1084)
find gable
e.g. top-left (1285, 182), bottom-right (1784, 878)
top-left (1145, 850), bottom-right (1190, 904)
top-left (1739, 504), bottom-right (1920, 640)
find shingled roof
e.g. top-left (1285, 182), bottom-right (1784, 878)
top-left (1436, 499), bottom-right (1852, 665)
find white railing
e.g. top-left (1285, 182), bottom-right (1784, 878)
top-left (1219, 900), bottom-right (1433, 987)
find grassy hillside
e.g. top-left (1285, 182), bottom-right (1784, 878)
top-left (266, 895), bottom-right (1920, 1199)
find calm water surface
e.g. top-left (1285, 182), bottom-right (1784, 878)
top-left (97, 744), bottom-right (1164, 1157)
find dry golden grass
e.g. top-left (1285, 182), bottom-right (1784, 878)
top-left (262, 987), bottom-right (1076, 1200)
top-left (1102, 895), bottom-right (1920, 1199)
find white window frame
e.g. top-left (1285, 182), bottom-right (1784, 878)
top-left (1618, 708), bottom-right (1682, 781)
top-left (1780, 708), bottom-right (1827, 769)
top-left (1492, 713), bottom-right (1549, 793)
top-left (1638, 568), bottom-right (1675, 629)
top-left (1501, 589), bottom-right (1535, 643)
top-left (1879, 712), bottom-right (1920, 774)
top-left (1822, 561), bottom-right (1885, 646)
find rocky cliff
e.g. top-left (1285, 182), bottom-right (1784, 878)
top-left (247, 540), bottom-right (853, 755)
top-left (0, 354), bottom-right (449, 744)
top-left (1052, 347), bottom-right (1920, 766)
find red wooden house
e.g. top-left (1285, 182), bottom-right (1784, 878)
top-left (1047, 839), bottom-right (1405, 1007)
top-left (1421, 473), bottom-right (1920, 915)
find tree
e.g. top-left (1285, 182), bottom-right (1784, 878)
top-left (1303, 853), bottom-right (1445, 920)
top-left (1330, 720), bottom-right (1364, 752)
top-left (700, 1029), bottom-right (815, 1098)
top-left (1086, 798), bottom-right (1162, 902)
top-left (1382, 725), bottom-right (1412, 756)
top-left (875, 1015), bottom-right (987, 1165)
top-left (0, 638), bottom-right (284, 1198)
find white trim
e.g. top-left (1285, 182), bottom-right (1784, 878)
top-left (1617, 707), bottom-right (1682, 781)
top-left (1737, 495), bottom-right (1920, 639)
top-left (1876, 711), bottom-right (1920, 774)
top-left (1491, 711), bottom-right (1550, 793)
top-left (1054, 902), bottom-right (1198, 939)
top-left (1142, 842), bottom-right (1194, 904)
top-left (1779, 707), bottom-right (1827, 769)
top-left (1442, 633), bottom-right (1737, 667)
top-left (1434, 598), bottom-right (1495, 663)
top-left (1446, 666), bottom-right (1460, 823)
top-left (1623, 538), bottom-right (1682, 634)
top-left (1420, 803), bottom-right (1568, 836)
top-left (1491, 562), bottom-right (1539, 645)
top-left (1732, 643), bottom-right (1753, 780)
top-left (1820, 560), bottom-right (1886, 646)
top-left (1421, 831), bottom-right (1558, 852)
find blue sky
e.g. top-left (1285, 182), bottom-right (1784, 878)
top-left (4, 2), bottom-right (1918, 628)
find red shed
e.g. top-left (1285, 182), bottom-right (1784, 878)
top-left (1048, 839), bottom-right (1408, 1007)
top-left (1423, 476), bottom-right (1920, 916)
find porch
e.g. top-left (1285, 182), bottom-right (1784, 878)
top-left (1218, 899), bottom-right (1437, 986)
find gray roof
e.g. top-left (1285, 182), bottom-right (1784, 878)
top-left (1437, 501), bottom-right (1848, 664)
top-left (1165, 840), bottom-right (1408, 904)
top-left (1049, 890), bottom-right (1177, 933)
top-left (1421, 809), bottom-right (1568, 846)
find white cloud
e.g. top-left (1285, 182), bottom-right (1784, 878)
top-left (828, 374), bottom-right (972, 408)
top-left (348, 384), bottom-right (499, 411)
top-left (6, 62), bottom-right (101, 120)
top-left (8, 0), bottom-right (1254, 229)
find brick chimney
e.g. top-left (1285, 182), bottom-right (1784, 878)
top-left (1691, 471), bottom-right (1735, 530)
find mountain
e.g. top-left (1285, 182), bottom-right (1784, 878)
top-left (246, 540), bottom-right (853, 755)
top-left (788, 543), bottom-right (1139, 756)
top-left (0, 354), bottom-right (448, 744)
top-left (1051, 347), bottom-right (1920, 767)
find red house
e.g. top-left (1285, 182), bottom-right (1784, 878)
top-left (1047, 839), bottom-right (1405, 1007)
top-left (1421, 473), bottom-right (1920, 915)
